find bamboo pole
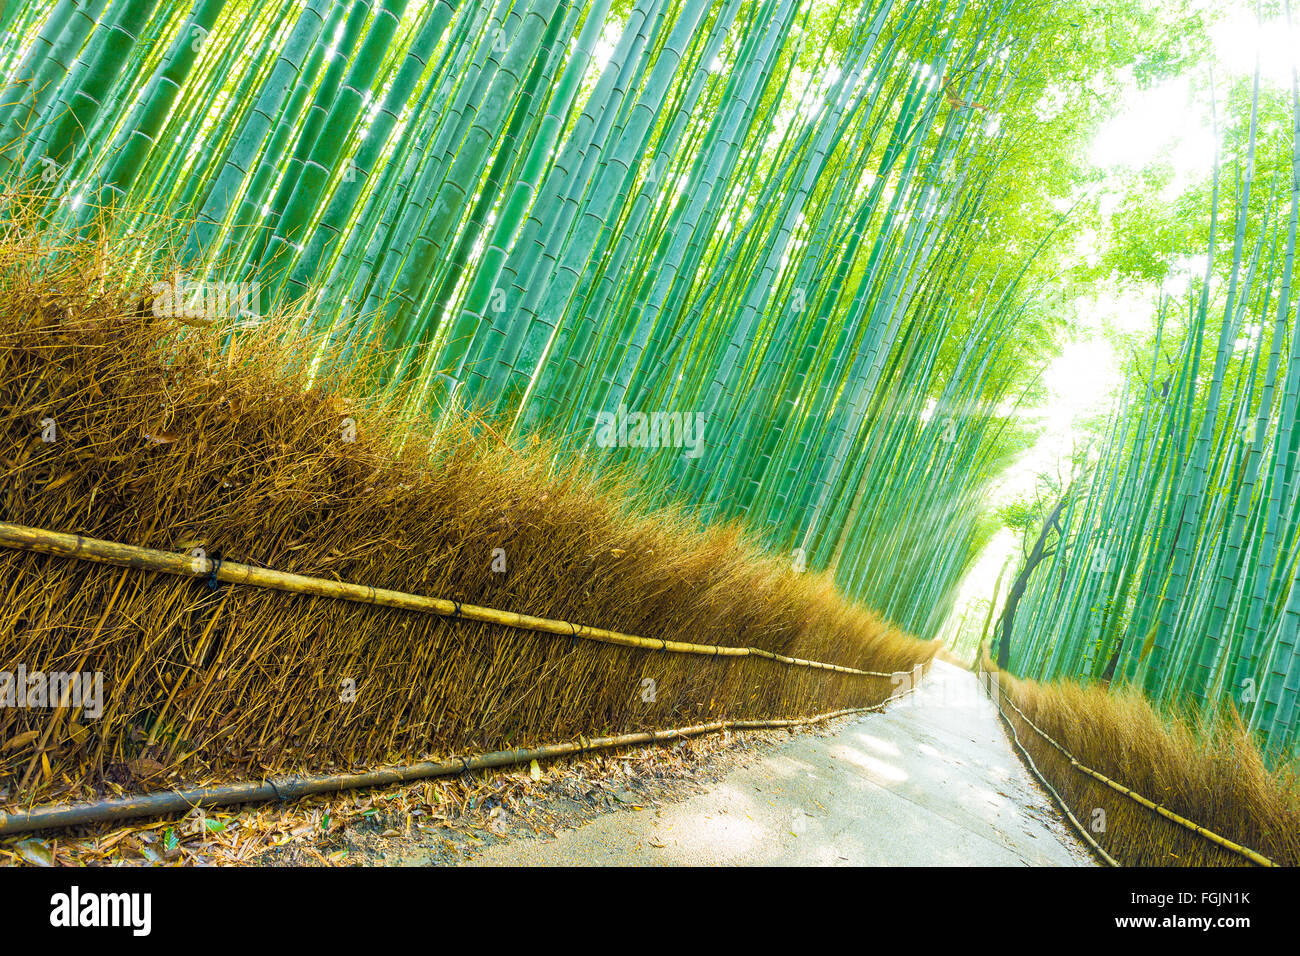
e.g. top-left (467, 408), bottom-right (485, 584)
top-left (0, 695), bottom-right (914, 835)
top-left (978, 665), bottom-right (1118, 867)
top-left (0, 521), bottom-right (893, 677)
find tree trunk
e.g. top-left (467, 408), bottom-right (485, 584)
top-left (996, 493), bottom-right (1069, 671)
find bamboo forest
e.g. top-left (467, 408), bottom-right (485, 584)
top-left (1, 0), bottom-right (1299, 891)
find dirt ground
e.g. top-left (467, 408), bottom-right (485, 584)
top-left (1, 722), bottom-right (837, 867)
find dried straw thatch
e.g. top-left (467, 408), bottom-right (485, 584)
top-left (0, 220), bottom-right (934, 805)
top-left (987, 661), bottom-right (1300, 867)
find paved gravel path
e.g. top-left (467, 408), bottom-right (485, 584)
top-left (465, 660), bottom-right (1094, 866)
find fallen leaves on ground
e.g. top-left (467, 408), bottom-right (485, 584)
top-left (0, 721), bottom-right (826, 867)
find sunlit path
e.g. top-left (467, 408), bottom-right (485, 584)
top-left (463, 662), bottom-right (1092, 866)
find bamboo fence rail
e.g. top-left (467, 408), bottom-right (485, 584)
top-left (0, 690), bottom-right (918, 835)
top-left (978, 660), bottom-right (1276, 867)
top-left (0, 520), bottom-right (893, 677)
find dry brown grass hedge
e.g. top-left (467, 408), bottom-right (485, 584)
top-left (986, 661), bottom-right (1300, 866)
top-left (0, 221), bottom-right (934, 806)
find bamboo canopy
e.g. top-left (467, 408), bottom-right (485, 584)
top-left (995, 49), bottom-right (1300, 762)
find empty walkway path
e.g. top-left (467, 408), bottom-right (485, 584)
top-left (465, 660), bottom-right (1094, 866)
